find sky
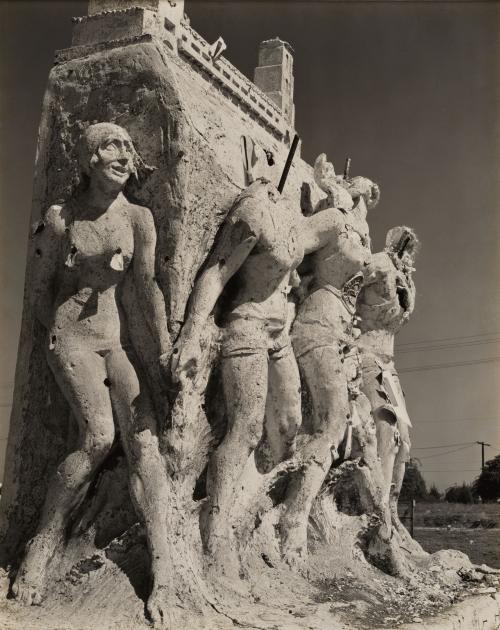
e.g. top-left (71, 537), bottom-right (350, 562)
top-left (0, 0), bottom-right (499, 491)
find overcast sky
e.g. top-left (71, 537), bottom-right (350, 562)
top-left (1, 0), bottom-right (499, 491)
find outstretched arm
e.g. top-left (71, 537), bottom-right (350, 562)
top-left (131, 207), bottom-right (171, 357)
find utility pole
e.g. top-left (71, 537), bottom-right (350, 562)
top-left (476, 441), bottom-right (491, 471)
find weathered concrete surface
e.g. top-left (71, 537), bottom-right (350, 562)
top-left (0, 34), bottom-right (320, 558)
top-left (1, 8), bottom-right (498, 630)
top-left (400, 593), bottom-right (500, 630)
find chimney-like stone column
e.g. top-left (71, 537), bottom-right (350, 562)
top-left (253, 37), bottom-right (295, 126)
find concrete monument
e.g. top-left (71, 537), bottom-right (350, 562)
top-left (0, 2), bottom-right (498, 629)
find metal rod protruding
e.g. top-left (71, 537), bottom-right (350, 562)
top-left (278, 134), bottom-right (300, 193)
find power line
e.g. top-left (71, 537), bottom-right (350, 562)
top-left (421, 469), bottom-right (481, 473)
top-left (418, 445), bottom-right (475, 460)
top-left (397, 332), bottom-right (500, 348)
top-left (399, 356), bottom-right (500, 374)
top-left (416, 416), bottom-right (499, 424)
top-left (397, 337), bottom-right (500, 354)
top-left (413, 442), bottom-right (475, 450)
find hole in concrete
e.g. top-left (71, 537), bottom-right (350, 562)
top-left (264, 150), bottom-right (274, 166)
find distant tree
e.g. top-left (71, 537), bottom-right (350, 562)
top-left (427, 484), bottom-right (441, 502)
top-left (400, 458), bottom-right (427, 502)
top-left (473, 455), bottom-right (500, 502)
top-left (444, 483), bottom-right (474, 504)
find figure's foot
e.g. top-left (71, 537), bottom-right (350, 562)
top-left (11, 578), bottom-right (44, 606)
top-left (147, 584), bottom-right (168, 628)
top-left (147, 590), bottom-right (192, 629)
top-left (280, 522), bottom-right (307, 569)
top-left (11, 533), bottom-right (55, 606)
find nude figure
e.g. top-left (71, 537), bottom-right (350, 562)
top-left (356, 226), bottom-right (419, 549)
top-left (281, 153), bottom-right (381, 565)
top-left (172, 179), bottom-right (303, 571)
top-left (172, 177), bottom-right (360, 572)
top-left (13, 123), bottom-right (171, 625)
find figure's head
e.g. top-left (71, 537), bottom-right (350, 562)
top-left (314, 153), bottom-right (336, 186)
top-left (349, 176), bottom-right (381, 209)
top-left (385, 226), bottom-right (420, 267)
top-left (77, 123), bottom-right (139, 191)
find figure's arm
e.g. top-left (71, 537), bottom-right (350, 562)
top-left (345, 176), bottom-right (380, 209)
top-left (172, 203), bottom-right (260, 380)
top-left (313, 153), bottom-right (354, 211)
top-left (360, 252), bottom-right (393, 305)
top-left (131, 206), bottom-right (171, 357)
top-left (398, 274), bottom-right (416, 319)
top-left (301, 208), bottom-right (346, 254)
top-left (30, 206), bottom-right (63, 329)
top-left (184, 229), bottom-right (258, 332)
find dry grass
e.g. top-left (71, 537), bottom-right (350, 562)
top-left (399, 502), bottom-right (500, 568)
top-left (414, 528), bottom-right (500, 568)
top-left (400, 501), bottom-right (500, 528)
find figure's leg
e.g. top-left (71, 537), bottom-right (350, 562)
top-left (205, 351), bottom-right (268, 564)
top-left (375, 412), bottom-right (400, 504)
top-left (352, 396), bottom-right (410, 576)
top-left (390, 421), bottom-right (411, 529)
top-left (13, 348), bottom-right (114, 605)
top-left (280, 346), bottom-right (348, 566)
top-left (388, 424), bottom-right (425, 556)
top-left (359, 361), bottom-right (399, 503)
top-left (351, 393), bottom-right (387, 518)
top-left (264, 349), bottom-right (302, 466)
top-left (105, 348), bottom-right (171, 626)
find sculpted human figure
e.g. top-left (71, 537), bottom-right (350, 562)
top-left (13, 123), bottom-right (172, 625)
top-left (172, 176), bottom-right (365, 572)
top-left (356, 226), bottom-right (419, 545)
top-left (172, 179), bottom-right (304, 571)
top-left (281, 153), bottom-right (381, 565)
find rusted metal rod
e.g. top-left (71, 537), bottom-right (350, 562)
top-left (343, 156), bottom-right (351, 180)
top-left (277, 134), bottom-right (300, 193)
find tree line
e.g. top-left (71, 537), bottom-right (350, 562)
top-left (400, 455), bottom-right (500, 504)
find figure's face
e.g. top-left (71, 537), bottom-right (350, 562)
top-left (321, 161), bottom-right (336, 181)
top-left (400, 245), bottom-right (415, 267)
top-left (91, 132), bottom-right (135, 190)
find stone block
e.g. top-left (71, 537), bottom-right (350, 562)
top-left (72, 8), bottom-right (163, 47)
top-left (257, 37), bottom-right (293, 67)
top-left (87, 0), bottom-right (184, 28)
top-left (254, 64), bottom-right (285, 95)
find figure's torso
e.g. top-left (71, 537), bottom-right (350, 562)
top-left (357, 251), bottom-right (416, 360)
top-left (225, 192), bottom-right (304, 328)
top-left (50, 197), bottom-right (135, 351)
top-left (310, 198), bottom-right (371, 291)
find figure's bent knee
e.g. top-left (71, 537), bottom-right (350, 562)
top-left (400, 436), bottom-right (411, 462)
top-left (246, 420), bottom-right (263, 452)
top-left (127, 428), bottom-right (160, 461)
top-left (87, 420), bottom-right (115, 461)
top-left (279, 412), bottom-right (301, 439)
